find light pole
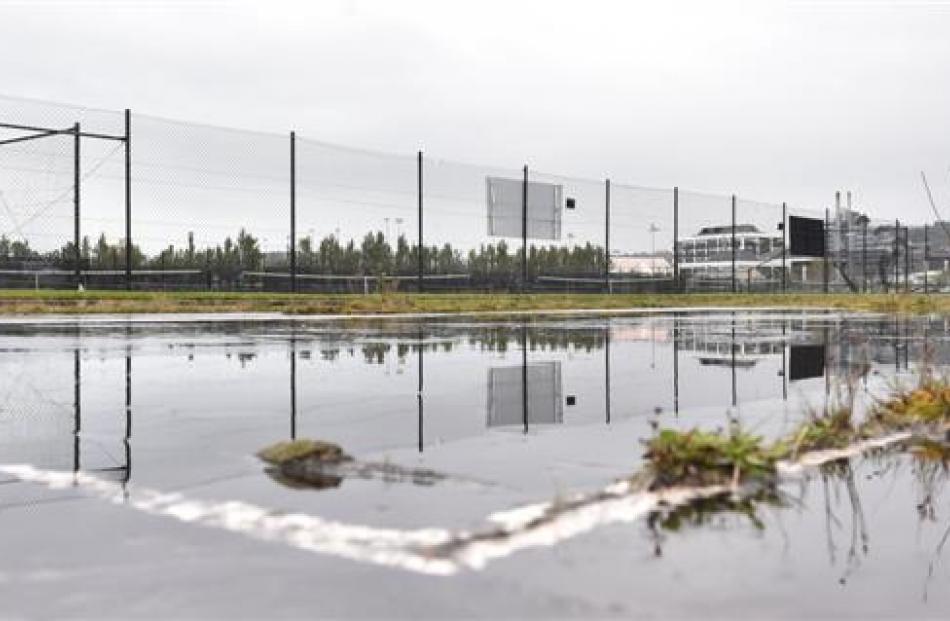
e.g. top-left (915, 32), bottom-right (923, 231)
top-left (649, 223), bottom-right (660, 276)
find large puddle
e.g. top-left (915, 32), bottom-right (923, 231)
top-left (1, 310), bottom-right (949, 617)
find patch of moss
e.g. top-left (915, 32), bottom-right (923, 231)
top-left (256, 439), bottom-right (352, 466)
top-left (644, 427), bottom-right (788, 488)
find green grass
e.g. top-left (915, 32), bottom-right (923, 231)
top-left (643, 427), bottom-right (789, 488)
top-left (0, 289), bottom-right (948, 316)
top-left (645, 378), bottom-right (950, 490)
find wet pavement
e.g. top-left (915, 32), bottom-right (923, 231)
top-left (1, 310), bottom-right (949, 617)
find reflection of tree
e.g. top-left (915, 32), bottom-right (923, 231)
top-left (818, 460), bottom-right (869, 585)
top-left (647, 487), bottom-right (787, 557)
top-left (910, 441), bottom-right (950, 603)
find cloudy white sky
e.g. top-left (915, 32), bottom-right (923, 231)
top-left (1, 0), bottom-right (949, 237)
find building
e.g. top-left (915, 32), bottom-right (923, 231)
top-left (610, 253), bottom-right (673, 277)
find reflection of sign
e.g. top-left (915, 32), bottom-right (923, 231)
top-left (790, 344), bottom-right (825, 381)
top-left (789, 216), bottom-right (825, 257)
top-left (487, 361), bottom-right (563, 427)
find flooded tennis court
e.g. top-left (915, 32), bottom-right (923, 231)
top-left (1, 310), bottom-right (949, 617)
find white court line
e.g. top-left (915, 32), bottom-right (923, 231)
top-left (0, 430), bottom-right (917, 577)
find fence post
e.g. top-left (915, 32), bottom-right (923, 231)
top-left (673, 187), bottom-right (679, 292)
top-left (522, 164), bottom-right (528, 293)
top-left (417, 150), bottom-right (424, 293)
top-left (731, 194), bottom-right (736, 293)
top-left (289, 131), bottom-right (296, 293)
top-left (604, 178), bottom-right (610, 293)
top-left (924, 224), bottom-right (929, 294)
top-left (73, 122), bottom-right (81, 288)
top-left (781, 202), bottom-right (787, 293)
top-left (893, 219), bottom-right (900, 293)
top-left (823, 208), bottom-right (830, 294)
top-left (904, 226), bottom-right (910, 293)
top-left (862, 218), bottom-right (868, 292)
top-left (124, 109), bottom-right (132, 291)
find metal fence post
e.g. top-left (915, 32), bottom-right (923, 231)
top-left (781, 202), bottom-right (787, 293)
top-left (73, 123), bottom-right (81, 288)
top-left (604, 178), bottom-right (610, 293)
top-left (904, 226), bottom-right (911, 293)
top-left (289, 131), bottom-right (296, 293)
top-left (823, 208), bottom-right (830, 294)
top-left (924, 224), bottom-right (929, 294)
top-left (731, 194), bottom-right (736, 293)
top-left (862, 218), bottom-right (868, 292)
top-left (893, 219), bottom-right (900, 293)
top-left (673, 187), bottom-right (679, 292)
top-left (522, 164), bottom-right (528, 293)
top-left (418, 150), bottom-right (424, 293)
top-left (124, 109), bottom-right (132, 290)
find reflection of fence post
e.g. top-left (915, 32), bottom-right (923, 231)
top-left (781, 202), bottom-right (787, 293)
top-left (673, 187), bottom-right (679, 292)
top-left (521, 165), bottom-right (528, 293)
top-left (604, 178), bottom-right (610, 293)
top-left (417, 150), bottom-right (424, 293)
top-left (290, 335), bottom-right (296, 439)
top-left (731, 194), bottom-right (736, 293)
top-left (73, 122), bottom-right (81, 288)
top-left (823, 208), bottom-right (830, 294)
top-left (289, 131), bottom-right (296, 293)
top-left (124, 109), bottom-right (132, 291)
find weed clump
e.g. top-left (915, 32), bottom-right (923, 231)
top-left (257, 439), bottom-right (352, 466)
top-left (644, 427), bottom-right (788, 489)
top-left (789, 405), bottom-right (859, 456)
top-left (865, 379), bottom-right (950, 434)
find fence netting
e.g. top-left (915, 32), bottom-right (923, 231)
top-left (423, 157), bottom-right (527, 291)
top-left (132, 115), bottom-right (288, 290)
top-left (294, 139), bottom-right (417, 292)
top-left (677, 190), bottom-right (734, 292)
top-left (610, 183), bottom-right (674, 292)
top-left (0, 95), bottom-right (126, 288)
top-left (0, 93), bottom-right (946, 294)
top-left (528, 170), bottom-right (606, 290)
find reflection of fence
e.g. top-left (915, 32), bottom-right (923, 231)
top-left (0, 93), bottom-right (944, 294)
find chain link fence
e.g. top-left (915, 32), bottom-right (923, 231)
top-left (0, 94), bottom-right (943, 294)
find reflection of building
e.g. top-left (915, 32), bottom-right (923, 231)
top-left (487, 362), bottom-right (563, 427)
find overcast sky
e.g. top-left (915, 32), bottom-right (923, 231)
top-left (1, 0), bottom-right (949, 229)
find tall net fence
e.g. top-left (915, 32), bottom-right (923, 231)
top-left (0, 93), bottom-right (946, 294)
top-left (423, 157), bottom-right (526, 291)
top-left (610, 183), bottom-right (674, 292)
top-left (0, 95), bottom-right (126, 288)
top-left (294, 139), bottom-right (417, 292)
top-left (677, 190), bottom-right (734, 292)
top-left (132, 115), bottom-right (288, 291)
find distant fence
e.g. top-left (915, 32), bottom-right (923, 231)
top-left (0, 93), bottom-right (945, 294)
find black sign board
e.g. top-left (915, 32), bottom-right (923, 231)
top-left (789, 216), bottom-right (825, 257)
top-left (789, 344), bottom-right (825, 381)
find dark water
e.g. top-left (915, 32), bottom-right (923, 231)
top-left (0, 310), bottom-right (948, 617)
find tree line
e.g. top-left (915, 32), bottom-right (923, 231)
top-left (0, 229), bottom-right (607, 284)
